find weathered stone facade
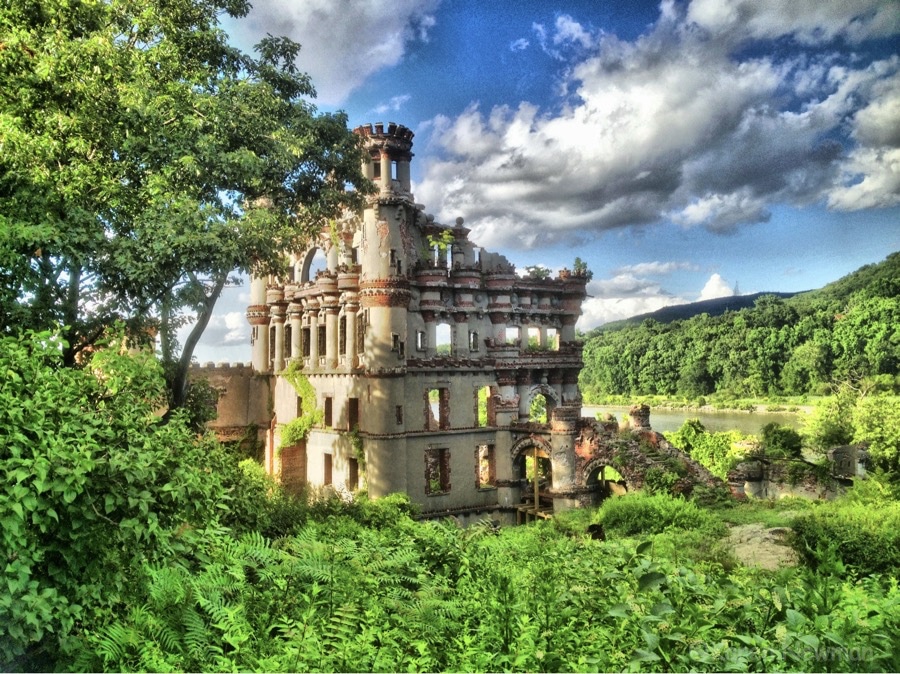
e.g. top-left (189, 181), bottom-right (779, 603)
top-left (199, 121), bottom-right (724, 520)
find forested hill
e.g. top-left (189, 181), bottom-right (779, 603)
top-left (579, 252), bottom-right (900, 401)
top-left (598, 291), bottom-right (799, 330)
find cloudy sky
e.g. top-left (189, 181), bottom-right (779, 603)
top-left (193, 0), bottom-right (900, 363)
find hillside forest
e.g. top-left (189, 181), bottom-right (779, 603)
top-left (580, 252), bottom-right (899, 402)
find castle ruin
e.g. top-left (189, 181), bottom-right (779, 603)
top-left (201, 122), bottom-right (722, 522)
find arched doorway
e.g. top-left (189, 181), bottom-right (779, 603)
top-left (526, 384), bottom-right (559, 424)
top-left (582, 458), bottom-right (629, 506)
top-left (511, 437), bottom-right (553, 522)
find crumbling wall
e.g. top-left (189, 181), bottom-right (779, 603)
top-left (190, 363), bottom-right (272, 443)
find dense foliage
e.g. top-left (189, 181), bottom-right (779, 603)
top-left (0, 0), bottom-right (371, 407)
top-left (63, 495), bottom-right (900, 673)
top-left (3, 331), bottom-right (900, 672)
top-left (0, 331), bottom-right (271, 667)
top-left (580, 253), bottom-right (900, 401)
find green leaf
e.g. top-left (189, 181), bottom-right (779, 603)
top-left (796, 634), bottom-right (820, 650)
top-left (607, 603), bottom-right (631, 618)
top-left (638, 571), bottom-right (666, 592)
top-left (650, 601), bottom-right (674, 616)
top-left (785, 608), bottom-right (807, 630)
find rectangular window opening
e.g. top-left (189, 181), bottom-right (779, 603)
top-left (425, 447), bottom-right (450, 495)
top-left (475, 386), bottom-right (493, 427)
top-left (284, 324), bottom-right (292, 361)
top-left (348, 397), bottom-right (359, 431)
top-left (324, 396), bottom-right (333, 428)
top-left (425, 388), bottom-right (450, 431)
top-left (476, 444), bottom-right (496, 489)
top-left (349, 457), bottom-right (359, 491)
top-left (324, 453), bottom-right (332, 486)
top-left (301, 327), bottom-right (311, 357)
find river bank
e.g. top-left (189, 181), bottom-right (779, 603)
top-left (581, 404), bottom-right (811, 434)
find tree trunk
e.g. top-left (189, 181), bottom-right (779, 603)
top-left (168, 273), bottom-right (227, 410)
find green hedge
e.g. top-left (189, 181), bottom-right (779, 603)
top-left (599, 491), bottom-right (725, 537)
top-left (792, 501), bottom-right (900, 576)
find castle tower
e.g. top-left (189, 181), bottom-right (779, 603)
top-left (354, 123), bottom-right (416, 495)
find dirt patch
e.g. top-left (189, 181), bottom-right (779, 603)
top-left (728, 523), bottom-right (799, 570)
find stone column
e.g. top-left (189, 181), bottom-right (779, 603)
top-left (271, 309), bottom-right (286, 373)
top-left (397, 159), bottom-right (411, 192)
top-left (561, 315), bottom-right (578, 343)
top-left (289, 303), bottom-right (302, 360)
top-left (423, 311), bottom-right (437, 358)
top-left (247, 308), bottom-right (270, 373)
top-left (516, 369), bottom-right (532, 421)
top-left (308, 308), bottom-right (319, 369)
top-left (380, 152), bottom-right (391, 193)
top-left (489, 312), bottom-right (507, 344)
top-left (453, 312), bottom-right (468, 356)
top-left (630, 404), bottom-right (651, 431)
top-left (325, 306), bottom-right (339, 369)
top-left (549, 406), bottom-right (580, 512)
top-left (345, 300), bottom-right (358, 367)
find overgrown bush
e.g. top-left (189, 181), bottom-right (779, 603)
top-left (0, 332), bottom-right (245, 667)
top-left (791, 500), bottom-right (900, 576)
top-left (761, 422), bottom-right (803, 458)
top-left (598, 491), bottom-right (726, 538)
top-left (665, 419), bottom-right (752, 479)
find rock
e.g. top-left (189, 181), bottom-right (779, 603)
top-left (728, 523), bottom-right (799, 570)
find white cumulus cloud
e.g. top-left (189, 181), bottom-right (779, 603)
top-left (226, 0), bottom-right (442, 105)
top-left (415, 1), bottom-right (899, 249)
top-left (698, 273), bottom-right (735, 301)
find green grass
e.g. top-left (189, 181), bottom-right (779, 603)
top-left (709, 496), bottom-right (816, 528)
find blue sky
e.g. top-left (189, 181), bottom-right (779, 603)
top-left (194, 0), bottom-right (900, 363)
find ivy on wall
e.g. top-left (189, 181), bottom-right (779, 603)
top-left (279, 361), bottom-right (323, 449)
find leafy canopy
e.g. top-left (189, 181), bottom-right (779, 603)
top-left (0, 0), bottom-right (372, 404)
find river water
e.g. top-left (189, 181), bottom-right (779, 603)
top-left (581, 405), bottom-right (807, 436)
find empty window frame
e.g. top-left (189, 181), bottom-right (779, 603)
top-left (476, 444), bottom-right (496, 489)
top-left (338, 316), bottom-right (347, 356)
top-left (324, 396), bottom-right (333, 427)
top-left (435, 323), bottom-right (451, 355)
top-left (301, 327), bottom-right (311, 357)
top-left (425, 447), bottom-right (450, 495)
top-left (425, 388), bottom-right (450, 431)
top-left (468, 330), bottom-right (479, 352)
top-left (348, 397), bottom-right (359, 430)
top-left (475, 386), bottom-right (492, 427)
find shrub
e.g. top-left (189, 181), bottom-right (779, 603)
top-left (761, 422), bottom-right (803, 458)
top-left (791, 500), bottom-right (900, 576)
top-left (598, 492), bottom-right (726, 538)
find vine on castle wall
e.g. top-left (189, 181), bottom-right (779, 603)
top-left (279, 361), bottom-right (323, 448)
top-left (349, 427), bottom-right (366, 480)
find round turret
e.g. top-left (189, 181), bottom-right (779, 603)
top-left (354, 122), bottom-right (415, 194)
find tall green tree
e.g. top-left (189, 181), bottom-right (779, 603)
top-left (0, 331), bottom-right (263, 667)
top-left (0, 0), bottom-right (372, 406)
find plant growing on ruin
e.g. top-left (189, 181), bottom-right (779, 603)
top-left (349, 427), bottom-right (366, 482)
top-left (573, 257), bottom-right (593, 281)
top-left (524, 265), bottom-right (551, 280)
top-left (280, 361), bottom-right (323, 447)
